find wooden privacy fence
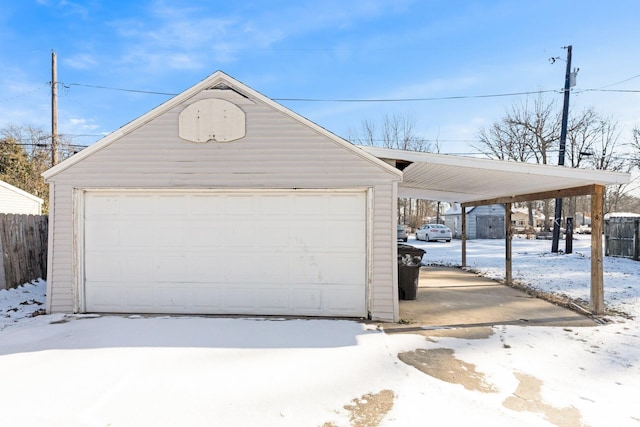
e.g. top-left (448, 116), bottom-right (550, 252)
top-left (0, 214), bottom-right (48, 290)
top-left (605, 216), bottom-right (640, 261)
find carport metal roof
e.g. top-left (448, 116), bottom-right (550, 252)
top-left (358, 146), bottom-right (630, 205)
top-left (359, 145), bottom-right (632, 318)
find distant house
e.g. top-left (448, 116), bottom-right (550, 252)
top-left (511, 207), bottom-right (545, 231)
top-left (444, 204), bottom-right (505, 239)
top-left (0, 180), bottom-right (43, 215)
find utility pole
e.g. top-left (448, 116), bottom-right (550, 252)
top-left (51, 50), bottom-right (59, 167)
top-left (551, 45), bottom-right (573, 253)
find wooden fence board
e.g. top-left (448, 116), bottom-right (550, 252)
top-left (605, 217), bottom-right (640, 261)
top-left (0, 214), bottom-right (48, 290)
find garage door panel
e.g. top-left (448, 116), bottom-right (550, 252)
top-left (120, 221), bottom-right (155, 247)
top-left (86, 285), bottom-right (122, 311)
top-left (291, 224), bottom-right (325, 248)
top-left (257, 288), bottom-right (290, 311)
top-left (292, 288), bottom-right (322, 312)
top-left (119, 195), bottom-right (153, 215)
top-left (329, 194), bottom-right (363, 215)
top-left (293, 195), bottom-right (326, 216)
top-left (158, 286), bottom-right (189, 309)
top-left (154, 254), bottom-right (188, 281)
top-left (324, 287), bottom-right (366, 315)
top-left (123, 254), bottom-right (154, 279)
top-left (259, 194), bottom-right (291, 215)
top-left (260, 224), bottom-right (291, 247)
top-left (221, 221), bottom-right (254, 246)
top-left (323, 254), bottom-right (366, 284)
top-left (185, 222), bottom-right (223, 247)
top-left (155, 225), bottom-right (187, 247)
top-left (224, 287), bottom-right (257, 311)
top-left (189, 287), bottom-right (222, 310)
top-left (253, 255), bottom-right (290, 283)
top-left (85, 252), bottom-right (122, 281)
top-left (291, 254), bottom-right (324, 283)
top-left (85, 194), bottom-right (120, 216)
top-left (189, 195), bottom-right (224, 216)
top-left (83, 191), bottom-right (367, 317)
top-left (224, 194), bottom-right (256, 215)
top-left (154, 195), bottom-right (188, 215)
top-left (86, 221), bottom-right (120, 247)
top-left (126, 285), bottom-right (155, 308)
top-left (326, 223), bottom-right (366, 249)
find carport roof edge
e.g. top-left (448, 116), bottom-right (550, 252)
top-left (358, 146), bottom-right (631, 204)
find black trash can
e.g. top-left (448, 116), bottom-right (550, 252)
top-left (397, 244), bottom-right (426, 300)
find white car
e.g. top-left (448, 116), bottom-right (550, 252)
top-left (416, 223), bottom-right (452, 242)
top-left (397, 224), bottom-right (408, 242)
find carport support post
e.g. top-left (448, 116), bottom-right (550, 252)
top-left (590, 185), bottom-right (604, 314)
top-left (461, 206), bottom-right (467, 267)
top-left (505, 203), bottom-right (512, 285)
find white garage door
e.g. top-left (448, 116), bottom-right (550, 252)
top-left (82, 190), bottom-right (367, 317)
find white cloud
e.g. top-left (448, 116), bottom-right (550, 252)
top-left (64, 53), bottom-right (98, 70)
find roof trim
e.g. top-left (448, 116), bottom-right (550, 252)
top-left (0, 179), bottom-right (44, 204)
top-left (358, 146), bottom-right (631, 204)
top-left (359, 146), bottom-right (630, 183)
top-left (43, 71), bottom-right (401, 180)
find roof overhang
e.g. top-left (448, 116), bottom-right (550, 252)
top-left (358, 146), bottom-right (631, 206)
top-left (43, 71), bottom-right (401, 181)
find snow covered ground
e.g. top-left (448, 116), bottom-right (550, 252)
top-left (1, 235), bottom-right (639, 426)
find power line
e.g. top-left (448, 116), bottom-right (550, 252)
top-left (59, 82), bottom-right (561, 101)
top-left (274, 90), bottom-right (561, 102)
top-left (57, 81), bottom-right (640, 102)
top-left (582, 88), bottom-right (640, 93)
top-left (64, 82), bottom-right (177, 96)
top-left (3, 80), bottom-right (638, 106)
top-left (597, 73), bottom-right (640, 89)
top-left (0, 84), bottom-right (48, 103)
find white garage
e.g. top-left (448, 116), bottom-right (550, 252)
top-left (82, 190), bottom-right (367, 316)
top-left (43, 71), bottom-right (631, 321)
top-left (44, 71), bottom-right (401, 321)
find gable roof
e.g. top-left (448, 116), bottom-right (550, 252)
top-left (43, 71), bottom-right (401, 180)
top-left (0, 179), bottom-right (43, 204)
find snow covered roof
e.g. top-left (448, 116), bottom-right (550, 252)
top-left (605, 212), bottom-right (640, 219)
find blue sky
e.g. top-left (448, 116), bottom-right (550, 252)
top-left (1, 0), bottom-right (639, 157)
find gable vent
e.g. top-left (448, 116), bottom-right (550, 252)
top-left (178, 99), bottom-right (246, 143)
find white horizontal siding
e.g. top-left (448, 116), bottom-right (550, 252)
top-left (47, 89), bottom-right (399, 321)
top-left (0, 186), bottom-right (42, 214)
top-left (48, 189), bottom-right (75, 312)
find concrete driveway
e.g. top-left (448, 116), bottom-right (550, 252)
top-left (387, 266), bottom-right (596, 335)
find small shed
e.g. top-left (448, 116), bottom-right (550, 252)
top-left (444, 204), bottom-right (505, 239)
top-left (43, 71), bottom-right (402, 321)
top-left (0, 180), bottom-right (43, 214)
top-left (605, 212), bottom-right (640, 261)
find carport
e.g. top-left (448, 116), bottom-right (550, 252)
top-left (359, 146), bottom-right (631, 316)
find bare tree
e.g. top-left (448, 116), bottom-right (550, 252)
top-left (348, 113), bottom-right (438, 228)
top-left (477, 117), bottom-right (534, 162)
top-left (632, 127), bottom-right (640, 170)
top-left (475, 96), bottom-right (637, 229)
top-left (475, 95), bottom-right (562, 229)
top-left (0, 124), bottom-right (75, 212)
top-left (348, 113), bottom-right (433, 152)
